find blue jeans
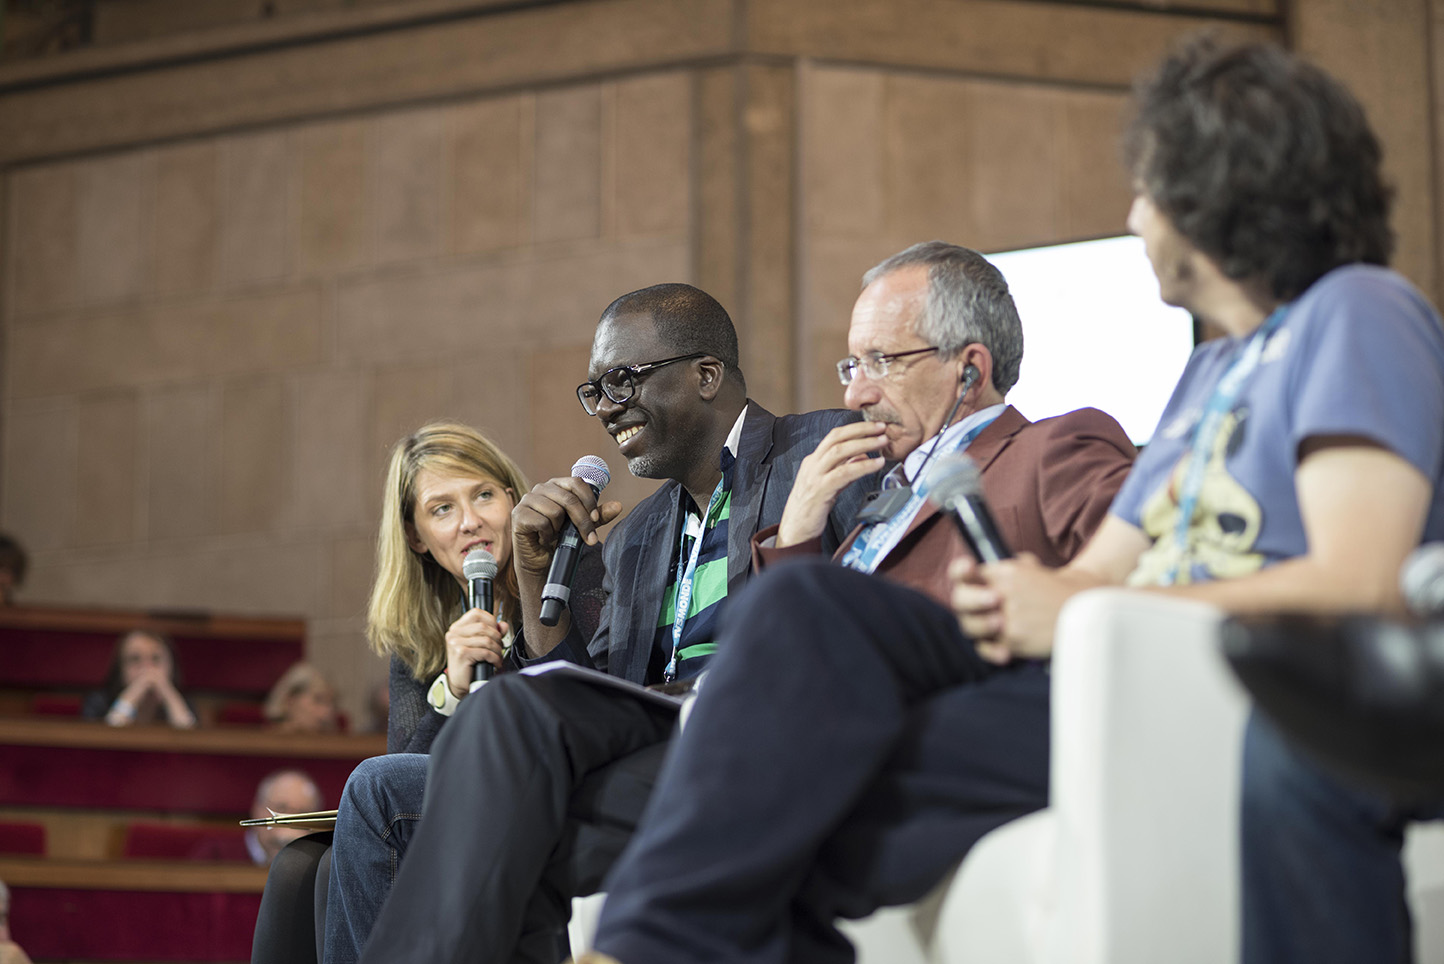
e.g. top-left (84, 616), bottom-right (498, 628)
top-left (323, 753), bottom-right (428, 964)
top-left (1241, 713), bottom-right (1444, 964)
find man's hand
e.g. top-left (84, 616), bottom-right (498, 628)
top-left (511, 477), bottom-right (623, 577)
top-left (511, 476), bottom-right (623, 658)
top-left (443, 609), bottom-right (511, 698)
top-left (775, 422), bottom-right (887, 548)
top-left (950, 554), bottom-right (1103, 664)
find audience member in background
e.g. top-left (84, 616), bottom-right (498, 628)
top-left (250, 422), bottom-right (605, 964)
top-left (0, 879), bottom-right (34, 964)
top-left (265, 663), bottom-right (341, 734)
top-left (0, 535), bottom-right (26, 606)
top-left (248, 770), bottom-right (325, 867)
top-left (187, 769), bottom-right (326, 865)
top-left (82, 629), bottom-right (196, 729)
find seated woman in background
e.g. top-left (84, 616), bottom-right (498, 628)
top-left (266, 663), bottom-right (341, 734)
top-left (82, 629), bottom-right (196, 729)
top-left (252, 421), bottom-right (605, 964)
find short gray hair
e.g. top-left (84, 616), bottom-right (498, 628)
top-left (862, 241), bottom-right (1024, 394)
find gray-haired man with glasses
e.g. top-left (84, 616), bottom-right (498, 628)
top-left (353, 282), bottom-right (872, 964)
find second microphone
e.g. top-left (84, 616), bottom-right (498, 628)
top-left (463, 547), bottom-right (498, 690)
top-left (540, 455), bottom-right (612, 626)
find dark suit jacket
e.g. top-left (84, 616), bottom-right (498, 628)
top-left (755, 406), bottom-right (1136, 606)
top-left (528, 401), bottom-right (872, 684)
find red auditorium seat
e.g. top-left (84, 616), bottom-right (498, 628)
top-left (122, 821), bottom-right (252, 862)
top-left (217, 701), bottom-right (267, 726)
top-left (0, 821), bottom-right (45, 855)
top-left (28, 693), bottom-right (83, 717)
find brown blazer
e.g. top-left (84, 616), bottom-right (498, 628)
top-left (753, 406), bottom-right (1137, 608)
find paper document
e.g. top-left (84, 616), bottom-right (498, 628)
top-left (517, 660), bottom-right (690, 709)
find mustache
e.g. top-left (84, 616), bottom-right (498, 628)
top-left (861, 406), bottom-right (900, 426)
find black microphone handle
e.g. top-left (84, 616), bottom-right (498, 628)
top-left (948, 495), bottom-right (1013, 564)
top-left (538, 479), bottom-right (604, 627)
top-left (539, 528), bottom-right (583, 626)
top-left (470, 576), bottom-right (496, 685)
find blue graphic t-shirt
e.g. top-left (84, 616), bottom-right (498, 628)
top-left (1111, 264), bottom-right (1444, 586)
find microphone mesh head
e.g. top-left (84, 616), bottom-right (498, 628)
top-left (571, 455), bottom-right (611, 492)
top-left (462, 548), bottom-right (498, 581)
top-left (922, 452), bottom-right (983, 511)
top-left (1401, 543), bottom-right (1444, 617)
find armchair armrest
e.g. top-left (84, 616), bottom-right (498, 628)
top-left (1047, 588), bottom-right (1244, 964)
top-left (937, 588), bottom-right (1245, 964)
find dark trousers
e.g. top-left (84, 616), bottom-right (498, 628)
top-left (594, 560), bottom-right (1051, 964)
top-left (356, 669), bottom-right (678, 964)
top-left (251, 831), bottom-right (332, 964)
top-left (1241, 713), bottom-right (1444, 964)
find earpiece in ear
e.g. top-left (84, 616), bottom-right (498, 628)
top-left (961, 365), bottom-right (981, 391)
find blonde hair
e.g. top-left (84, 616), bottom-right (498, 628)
top-left (264, 661), bottom-right (334, 724)
top-left (367, 421), bottom-right (528, 679)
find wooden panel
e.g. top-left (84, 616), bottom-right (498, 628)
top-left (0, 807), bottom-right (259, 861)
top-left (0, 857), bottom-right (267, 892)
top-left (747, 0), bottom-right (1280, 87)
top-left (0, 719), bottom-right (382, 815)
top-left (4, 857), bottom-right (265, 962)
top-left (0, 719), bottom-right (376, 758)
top-left (0, 604), bottom-right (304, 695)
top-left (0, 0), bottom-right (738, 164)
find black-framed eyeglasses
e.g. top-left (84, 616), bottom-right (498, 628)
top-left (576, 353), bottom-right (709, 415)
top-left (836, 347), bottom-right (940, 386)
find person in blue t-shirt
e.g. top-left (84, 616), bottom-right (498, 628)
top-left (948, 38), bottom-right (1444, 964)
top-left (579, 37), bottom-right (1444, 964)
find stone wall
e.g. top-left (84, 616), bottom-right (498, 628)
top-left (6, 0), bottom-right (1436, 720)
top-left (3, 65), bottom-right (695, 715)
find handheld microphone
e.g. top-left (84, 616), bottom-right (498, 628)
top-left (539, 455), bottom-right (612, 627)
top-left (1401, 543), bottom-right (1444, 617)
top-left (462, 548), bottom-right (498, 689)
top-left (923, 452), bottom-right (1013, 564)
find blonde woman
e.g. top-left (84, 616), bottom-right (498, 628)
top-left (252, 422), bottom-right (604, 964)
top-left (265, 663), bottom-right (340, 734)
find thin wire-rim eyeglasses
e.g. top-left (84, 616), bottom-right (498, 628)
top-left (576, 353), bottom-right (709, 415)
top-left (836, 346), bottom-right (940, 386)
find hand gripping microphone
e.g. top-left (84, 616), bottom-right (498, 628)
top-left (539, 455), bottom-right (612, 626)
top-left (923, 452), bottom-right (1013, 564)
top-left (462, 548), bottom-right (498, 689)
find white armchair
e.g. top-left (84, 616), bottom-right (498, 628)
top-left (845, 588), bottom-right (1444, 964)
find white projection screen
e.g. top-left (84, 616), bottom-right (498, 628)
top-left (985, 235), bottom-right (1197, 444)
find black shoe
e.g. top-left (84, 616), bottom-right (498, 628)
top-left (1222, 613), bottom-right (1444, 802)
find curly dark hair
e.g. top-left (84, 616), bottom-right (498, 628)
top-left (1123, 36), bottom-right (1394, 300)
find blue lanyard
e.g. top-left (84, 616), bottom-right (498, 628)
top-left (664, 476), bottom-right (727, 682)
top-left (1163, 304), bottom-right (1289, 585)
top-left (841, 416), bottom-right (998, 575)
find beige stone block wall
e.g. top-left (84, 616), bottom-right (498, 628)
top-left (3, 68), bottom-right (694, 722)
top-left (797, 65), bottom-right (1134, 410)
top-left (16, 0), bottom-right (1443, 726)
